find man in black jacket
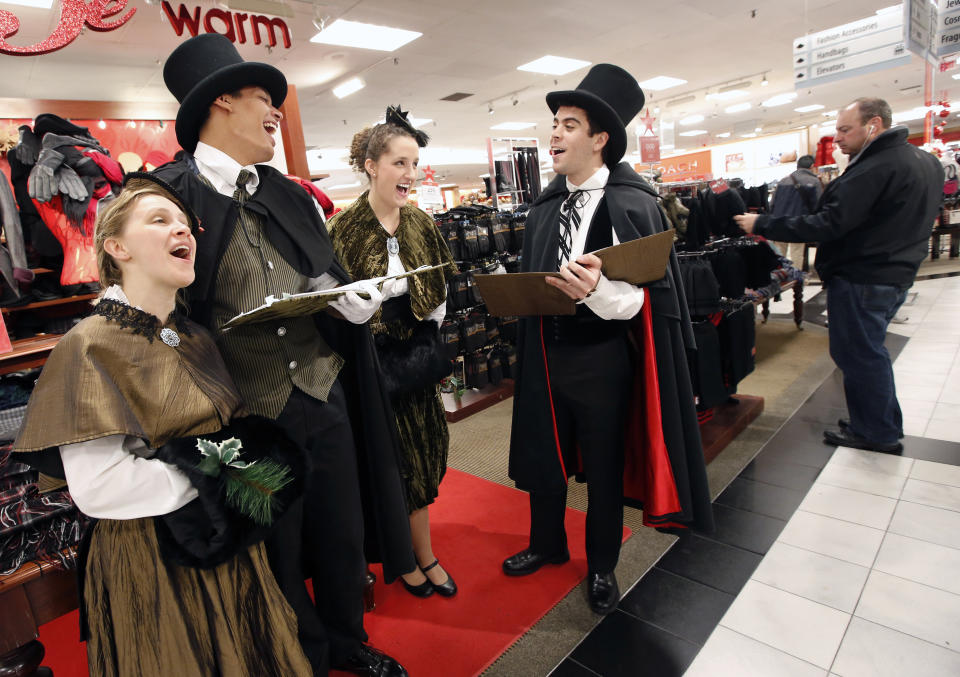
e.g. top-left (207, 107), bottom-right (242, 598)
top-left (736, 97), bottom-right (943, 454)
top-left (770, 154), bottom-right (822, 266)
top-left (503, 65), bottom-right (712, 616)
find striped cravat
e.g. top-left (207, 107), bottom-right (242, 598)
top-left (558, 189), bottom-right (586, 270)
top-left (234, 168), bottom-right (253, 203)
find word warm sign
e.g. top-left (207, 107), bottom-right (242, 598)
top-left (161, 1), bottom-right (291, 49)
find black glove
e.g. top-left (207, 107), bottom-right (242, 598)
top-left (14, 126), bottom-right (40, 166)
top-left (41, 132), bottom-right (107, 155)
top-left (28, 148), bottom-right (65, 202)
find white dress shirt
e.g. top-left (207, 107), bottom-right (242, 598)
top-left (59, 286), bottom-right (197, 519)
top-left (193, 142), bottom-right (339, 291)
top-left (561, 165), bottom-right (645, 320)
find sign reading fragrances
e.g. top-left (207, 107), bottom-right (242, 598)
top-left (0, 0), bottom-right (136, 56)
top-left (161, 1), bottom-right (291, 49)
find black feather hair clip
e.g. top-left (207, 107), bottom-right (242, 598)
top-left (385, 105), bottom-right (430, 147)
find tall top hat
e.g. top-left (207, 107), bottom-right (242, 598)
top-left (545, 64), bottom-right (645, 166)
top-left (163, 34), bottom-right (287, 153)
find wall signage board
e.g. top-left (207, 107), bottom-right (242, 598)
top-left (640, 136), bottom-right (660, 163)
top-left (794, 11), bottom-right (910, 88)
top-left (652, 150), bottom-right (713, 183)
top-left (905, 0), bottom-right (960, 60)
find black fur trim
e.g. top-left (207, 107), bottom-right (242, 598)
top-left (374, 321), bottom-right (451, 397)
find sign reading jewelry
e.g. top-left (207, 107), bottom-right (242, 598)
top-left (0, 0), bottom-right (136, 56)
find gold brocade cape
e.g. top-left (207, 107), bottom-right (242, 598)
top-left (328, 191), bottom-right (454, 323)
top-left (14, 300), bottom-right (244, 454)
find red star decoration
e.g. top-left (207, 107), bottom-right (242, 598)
top-left (638, 109), bottom-right (656, 136)
top-left (422, 165), bottom-right (437, 183)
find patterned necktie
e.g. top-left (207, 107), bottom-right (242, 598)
top-left (234, 168), bottom-right (253, 204)
top-left (557, 189), bottom-right (586, 270)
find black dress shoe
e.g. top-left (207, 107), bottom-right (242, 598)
top-left (421, 558), bottom-right (457, 597)
top-left (502, 548), bottom-right (570, 576)
top-left (400, 572), bottom-right (434, 598)
top-left (587, 571), bottom-right (619, 615)
top-left (337, 644), bottom-right (408, 677)
top-left (839, 418), bottom-right (903, 440)
top-left (823, 428), bottom-right (903, 454)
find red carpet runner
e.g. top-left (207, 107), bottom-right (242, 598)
top-left (38, 468), bottom-right (630, 676)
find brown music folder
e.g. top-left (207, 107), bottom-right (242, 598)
top-left (592, 228), bottom-right (675, 285)
top-left (473, 228), bottom-right (676, 317)
top-left (471, 273), bottom-right (577, 317)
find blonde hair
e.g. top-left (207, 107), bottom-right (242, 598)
top-left (95, 179), bottom-right (192, 289)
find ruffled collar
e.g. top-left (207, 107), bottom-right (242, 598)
top-left (93, 285), bottom-right (191, 344)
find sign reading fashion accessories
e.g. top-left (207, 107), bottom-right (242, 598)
top-left (906, 0), bottom-right (960, 61)
top-left (793, 10), bottom-right (910, 88)
top-left (160, 1), bottom-right (292, 49)
top-left (0, 0), bottom-right (136, 56)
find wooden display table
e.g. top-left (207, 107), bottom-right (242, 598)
top-left (757, 279), bottom-right (804, 329)
top-left (443, 380), bottom-right (514, 423)
top-left (931, 225), bottom-right (960, 260)
top-left (0, 553), bottom-right (79, 676)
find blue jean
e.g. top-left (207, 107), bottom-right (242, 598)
top-left (827, 276), bottom-right (908, 444)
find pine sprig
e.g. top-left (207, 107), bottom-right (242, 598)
top-left (195, 437), bottom-right (293, 526)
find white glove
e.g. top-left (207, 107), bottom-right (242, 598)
top-left (329, 280), bottom-right (383, 324)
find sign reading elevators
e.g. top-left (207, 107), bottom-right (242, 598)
top-left (794, 10), bottom-right (910, 88)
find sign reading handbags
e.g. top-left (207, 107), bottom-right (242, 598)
top-left (0, 0), bottom-right (136, 56)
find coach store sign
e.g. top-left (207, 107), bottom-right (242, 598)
top-left (0, 0), bottom-right (136, 56)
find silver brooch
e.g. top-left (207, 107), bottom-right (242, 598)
top-left (160, 328), bottom-right (180, 347)
top-left (387, 236), bottom-right (400, 255)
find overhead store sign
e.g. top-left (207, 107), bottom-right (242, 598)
top-left (654, 150), bottom-right (713, 183)
top-left (793, 10), bottom-right (910, 88)
top-left (161, 1), bottom-right (292, 49)
top-left (0, 0), bottom-right (136, 56)
top-left (905, 0), bottom-right (960, 61)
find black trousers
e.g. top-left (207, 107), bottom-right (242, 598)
top-left (268, 382), bottom-right (367, 674)
top-left (529, 334), bottom-right (633, 575)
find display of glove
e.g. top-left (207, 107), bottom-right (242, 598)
top-left (41, 132), bottom-right (107, 155)
top-left (328, 279), bottom-right (384, 324)
top-left (57, 165), bottom-right (88, 201)
top-left (14, 126), bottom-right (40, 166)
top-left (27, 148), bottom-right (65, 202)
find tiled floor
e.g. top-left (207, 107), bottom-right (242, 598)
top-left (549, 272), bottom-right (960, 676)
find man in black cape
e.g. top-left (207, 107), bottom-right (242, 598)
top-left (155, 34), bottom-right (410, 677)
top-left (503, 64), bottom-right (714, 615)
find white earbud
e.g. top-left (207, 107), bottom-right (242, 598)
top-left (868, 125), bottom-right (875, 136)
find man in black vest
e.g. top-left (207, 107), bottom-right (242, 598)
top-left (156, 35), bottom-right (411, 677)
top-left (504, 65), bottom-right (713, 615)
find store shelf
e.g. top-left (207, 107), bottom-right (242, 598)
top-left (443, 379), bottom-right (514, 423)
top-left (1, 293), bottom-right (97, 314)
top-left (0, 335), bottom-right (62, 374)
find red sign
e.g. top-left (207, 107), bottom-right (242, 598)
top-left (421, 165), bottom-right (438, 185)
top-left (0, 0), bottom-right (136, 56)
top-left (640, 136), bottom-right (660, 163)
top-left (161, 1), bottom-right (291, 49)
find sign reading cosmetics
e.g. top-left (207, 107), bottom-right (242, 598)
top-left (161, 1), bottom-right (292, 49)
top-left (0, 0), bottom-right (136, 56)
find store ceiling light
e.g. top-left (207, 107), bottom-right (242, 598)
top-left (490, 122), bottom-right (537, 130)
top-left (678, 129), bottom-right (707, 137)
top-left (761, 92), bottom-right (797, 107)
top-left (952, 73), bottom-right (960, 80)
top-left (892, 106), bottom-right (929, 123)
top-left (332, 77), bottom-right (365, 98)
top-left (795, 104), bottom-right (825, 113)
top-left (716, 132), bottom-right (732, 138)
top-left (719, 81), bottom-right (752, 93)
top-left (637, 75), bottom-right (688, 91)
top-left (666, 95), bottom-right (696, 107)
top-left (706, 90), bottom-right (747, 101)
top-left (310, 19), bottom-right (422, 51)
top-left (517, 55), bottom-right (591, 75)
top-left (823, 109), bottom-right (838, 116)
top-left (679, 114), bottom-right (705, 126)
top-left (725, 102), bottom-right (752, 114)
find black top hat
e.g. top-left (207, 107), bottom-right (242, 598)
top-left (163, 34), bottom-right (287, 153)
top-left (123, 172), bottom-right (202, 234)
top-left (546, 64), bottom-right (645, 167)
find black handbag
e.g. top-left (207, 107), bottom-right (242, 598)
top-left (375, 320), bottom-right (453, 398)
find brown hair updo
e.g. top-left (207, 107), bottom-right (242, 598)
top-left (348, 105), bottom-right (430, 178)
